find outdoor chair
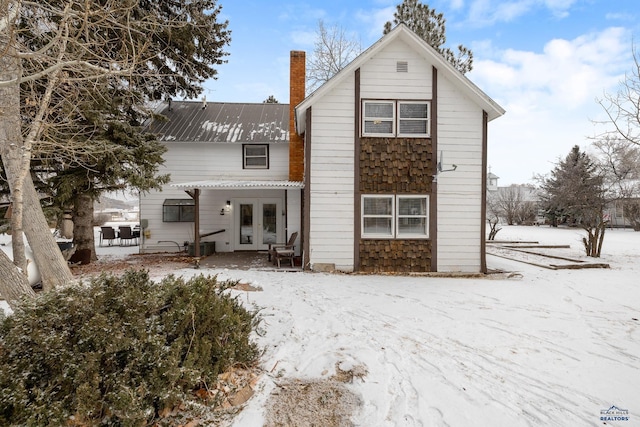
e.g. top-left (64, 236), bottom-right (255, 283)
top-left (268, 231), bottom-right (298, 268)
top-left (118, 226), bottom-right (137, 246)
top-left (100, 226), bottom-right (118, 246)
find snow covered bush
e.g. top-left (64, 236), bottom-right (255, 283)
top-left (0, 270), bottom-right (260, 426)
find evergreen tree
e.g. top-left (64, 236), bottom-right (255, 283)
top-left (0, 0), bottom-right (230, 298)
top-left (384, 0), bottom-right (473, 74)
top-left (540, 145), bottom-right (607, 257)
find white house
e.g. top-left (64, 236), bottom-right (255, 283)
top-left (140, 24), bottom-right (505, 273)
top-left (139, 100), bottom-right (302, 256)
top-left (295, 24), bottom-right (504, 273)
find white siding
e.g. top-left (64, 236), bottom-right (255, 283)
top-left (436, 73), bottom-right (484, 272)
top-left (308, 74), bottom-right (356, 271)
top-left (139, 142), bottom-right (290, 253)
top-left (360, 39), bottom-right (433, 100)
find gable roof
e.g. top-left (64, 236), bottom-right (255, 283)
top-left (148, 101), bottom-right (289, 143)
top-left (295, 24), bottom-right (505, 134)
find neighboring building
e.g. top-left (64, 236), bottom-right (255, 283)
top-left (487, 171), bottom-right (499, 192)
top-left (140, 24), bottom-right (505, 273)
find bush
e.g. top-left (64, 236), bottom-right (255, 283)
top-left (0, 270), bottom-right (260, 426)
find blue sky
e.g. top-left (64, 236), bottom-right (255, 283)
top-left (201, 0), bottom-right (640, 185)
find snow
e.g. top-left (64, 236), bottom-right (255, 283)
top-left (1, 225), bottom-right (638, 425)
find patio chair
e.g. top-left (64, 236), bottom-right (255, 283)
top-left (268, 232), bottom-right (298, 268)
top-left (100, 226), bottom-right (118, 246)
top-left (118, 226), bottom-right (137, 246)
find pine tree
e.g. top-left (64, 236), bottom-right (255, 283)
top-left (540, 145), bottom-right (607, 257)
top-left (384, 0), bottom-right (473, 74)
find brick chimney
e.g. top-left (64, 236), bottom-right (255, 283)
top-left (289, 51), bottom-right (305, 182)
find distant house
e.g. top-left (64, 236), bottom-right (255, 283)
top-left (140, 24), bottom-right (505, 273)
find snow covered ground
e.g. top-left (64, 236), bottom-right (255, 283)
top-left (1, 225), bottom-right (638, 426)
top-left (220, 226), bottom-right (640, 427)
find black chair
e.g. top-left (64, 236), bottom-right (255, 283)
top-left (118, 226), bottom-right (137, 246)
top-left (100, 226), bottom-right (118, 246)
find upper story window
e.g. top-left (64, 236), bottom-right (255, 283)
top-left (362, 100), bottom-right (430, 138)
top-left (243, 144), bottom-right (269, 169)
top-left (363, 101), bottom-right (395, 136)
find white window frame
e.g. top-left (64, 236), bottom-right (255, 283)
top-left (362, 194), bottom-right (429, 239)
top-left (243, 144), bottom-right (269, 169)
top-left (362, 100), bottom-right (395, 137)
top-left (397, 101), bottom-right (429, 137)
top-left (396, 195), bottom-right (429, 238)
top-left (362, 100), bottom-right (430, 138)
top-left (361, 195), bottom-right (395, 238)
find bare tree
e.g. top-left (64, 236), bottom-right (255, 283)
top-left (0, 0), bottom-right (229, 306)
top-left (489, 185), bottom-right (538, 225)
top-left (306, 20), bottom-right (362, 94)
top-left (592, 136), bottom-right (640, 230)
top-left (596, 44), bottom-right (640, 147)
top-left (486, 193), bottom-right (502, 240)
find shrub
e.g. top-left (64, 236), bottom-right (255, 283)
top-left (0, 270), bottom-right (260, 426)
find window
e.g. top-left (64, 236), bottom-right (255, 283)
top-left (397, 196), bottom-right (428, 237)
top-left (362, 195), bottom-right (394, 237)
top-left (243, 144), bottom-right (269, 169)
top-left (163, 199), bottom-right (195, 222)
top-left (362, 100), bottom-right (430, 137)
top-left (363, 101), bottom-right (395, 136)
top-left (362, 195), bottom-right (429, 238)
top-left (398, 102), bottom-right (429, 136)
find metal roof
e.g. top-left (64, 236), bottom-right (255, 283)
top-left (170, 180), bottom-right (304, 190)
top-left (148, 101), bottom-right (290, 143)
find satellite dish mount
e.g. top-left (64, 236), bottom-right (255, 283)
top-left (433, 151), bottom-right (457, 182)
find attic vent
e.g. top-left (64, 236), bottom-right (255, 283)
top-left (396, 61), bottom-right (408, 72)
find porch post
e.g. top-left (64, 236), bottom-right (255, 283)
top-left (186, 188), bottom-right (201, 259)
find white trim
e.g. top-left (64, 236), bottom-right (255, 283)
top-left (361, 195), bottom-right (394, 238)
top-left (361, 194), bottom-right (430, 239)
top-left (170, 180), bottom-right (304, 189)
top-left (362, 100), bottom-right (395, 137)
top-left (396, 195), bottom-right (429, 238)
top-left (397, 101), bottom-right (430, 138)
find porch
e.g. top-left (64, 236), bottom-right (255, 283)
top-left (198, 250), bottom-right (302, 271)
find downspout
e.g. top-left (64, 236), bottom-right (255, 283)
top-left (480, 111), bottom-right (489, 273)
top-left (430, 66), bottom-right (438, 272)
top-left (353, 68), bottom-right (361, 271)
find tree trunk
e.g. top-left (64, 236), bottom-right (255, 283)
top-left (0, 32), bottom-right (29, 277)
top-left (72, 193), bottom-right (98, 262)
top-left (0, 250), bottom-right (36, 309)
top-left (1, 25), bottom-right (73, 292)
top-left (21, 173), bottom-right (74, 290)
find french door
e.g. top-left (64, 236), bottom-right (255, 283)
top-left (235, 198), bottom-right (281, 250)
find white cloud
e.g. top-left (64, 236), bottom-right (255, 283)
top-left (470, 27), bottom-right (632, 184)
top-left (354, 6), bottom-right (395, 42)
top-left (450, 0), bottom-right (466, 10)
top-left (290, 29), bottom-right (316, 47)
top-left (465, 0), bottom-right (578, 26)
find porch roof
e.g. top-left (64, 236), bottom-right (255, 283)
top-left (170, 179), bottom-right (304, 190)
